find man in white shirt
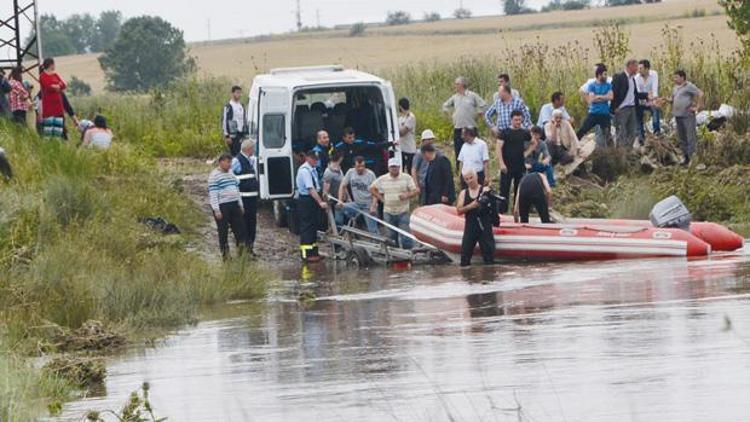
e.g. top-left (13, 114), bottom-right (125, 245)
top-left (457, 127), bottom-right (490, 188)
top-left (536, 91), bottom-right (574, 128)
top-left (635, 59), bottom-right (661, 145)
top-left (222, 85), bottom-right (247, 156)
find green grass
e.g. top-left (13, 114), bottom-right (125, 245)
top-left (0, 119), bottom-right (268, 419)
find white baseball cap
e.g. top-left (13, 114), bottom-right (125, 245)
top-left (388, 158), bottom-right (401, 167)
top-left (421, 129), bottom-right (435, 140)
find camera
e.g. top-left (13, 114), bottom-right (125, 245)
top-left (477, 189), bottom-right (506, 226)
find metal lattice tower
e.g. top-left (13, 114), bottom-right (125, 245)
top-left (0, 0), bottom-right (41, 76)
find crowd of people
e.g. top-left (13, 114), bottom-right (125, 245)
top-left (210, 59), bottom-right (706, 266)
top-left (0, 58), bottom-right (113, 149)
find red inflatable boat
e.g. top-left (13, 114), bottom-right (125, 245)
top-left (410, 205), bottom-right (744, 262)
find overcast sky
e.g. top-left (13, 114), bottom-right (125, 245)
top-left (39, 0), bottom-right (556, 42)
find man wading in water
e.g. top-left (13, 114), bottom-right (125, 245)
top-left (456, 169), bottom-right (495, 267)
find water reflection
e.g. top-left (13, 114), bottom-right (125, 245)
top-left (60, 251), bottom-right (750, 422)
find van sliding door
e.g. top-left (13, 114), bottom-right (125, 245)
top-left (258, 87), bottom-right (294, 199)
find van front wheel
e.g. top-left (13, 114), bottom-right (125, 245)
top-left (272, 200), bottom-right (288, 228)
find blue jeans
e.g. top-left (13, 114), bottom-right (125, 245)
top-left (384, 212), bottom-right (413, 249)
top-left (637, 106), bottom-right (662, 143)
top-left (342, 202), bottom-right (379, 234)
top-left (530, 162), bottom-right (556, 187)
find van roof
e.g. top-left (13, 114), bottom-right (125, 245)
top-left (252, 65), bottom-right (386, 88)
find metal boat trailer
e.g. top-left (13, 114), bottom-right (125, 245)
top-left (319, 203), bottom-right (450, 267)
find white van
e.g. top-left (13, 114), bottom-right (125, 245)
top-left (246, 65), bottom-right (401, 226)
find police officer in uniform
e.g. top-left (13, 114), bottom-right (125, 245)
top-left (296, 151), bottom-right (329, 262)
top-left (231, 139), bottom-right (259, 255)
top-left (312, 130), bottom-right (332, 182)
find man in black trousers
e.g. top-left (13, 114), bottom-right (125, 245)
top-left (232, 139), bottom-right (259, 255)
top-left (611, 59), bottom-right (640, 148)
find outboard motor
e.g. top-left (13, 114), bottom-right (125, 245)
top-left (649, 195), bottom-right (692, 230)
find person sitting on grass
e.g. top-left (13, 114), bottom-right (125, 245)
top-left (81, 115), bottom-right (113, 150)
top-left (524, 126), bottom-right (555, 187)
top-left (544, 109), bottom-right (579, 165)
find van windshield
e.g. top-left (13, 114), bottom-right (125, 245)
top-left (292, 86), bottom-right (389, 153)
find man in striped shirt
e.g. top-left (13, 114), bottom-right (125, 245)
top-left (208, 153), bottom-right (249, 259)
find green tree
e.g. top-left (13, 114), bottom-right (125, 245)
top-left (98, 16), bottom-right (196, 92)
top-left (386, 11), bottom-right (411, 25)
top-left (61, 13), bottom-right (97, 54)
top-left (720, 0), bottom-right (750, 58)
top-left (504, 0), bottom-right (534, 15)
top-left (67, 76), bottom-right (92, 97)
top-left (93, 11), bottom-right (122, 52)
top-left (30, 14), bottom-right (75, 57)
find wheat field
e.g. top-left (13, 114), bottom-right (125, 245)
top-left (58, 0), bottom-right (736, 93)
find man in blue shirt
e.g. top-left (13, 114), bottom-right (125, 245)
top-left (296, 151), bottom-right (329, 263)
top-left (576, 64), bottom-right (614, 147)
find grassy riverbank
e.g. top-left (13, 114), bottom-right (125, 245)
top-left (0, 121), bottom-right (266, 419)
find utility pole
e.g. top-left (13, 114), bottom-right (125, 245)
top-left (207, 18), bottom-right (211, 41)
top-left (0, 0), bottom-right (41, 77)
top-left (316, 9), bottom-right (320, 28)
top-left (295, 0), bottom-right (302, 31)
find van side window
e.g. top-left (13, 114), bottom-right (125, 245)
top-left (262, 114), bottom-right (285, 149)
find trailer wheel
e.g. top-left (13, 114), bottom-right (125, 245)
top-left (347, 247), bottom-right (371, 268)
top-left (273, 200), bottom-right (288, 228)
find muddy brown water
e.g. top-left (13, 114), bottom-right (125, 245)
top-left (58, 248), bottom-right (750, 421)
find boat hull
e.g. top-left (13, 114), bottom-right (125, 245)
top-left (410, 205), bottom-right (716, 261)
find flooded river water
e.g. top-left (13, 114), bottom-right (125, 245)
top-left (60, 249), bottom-right (750, 421)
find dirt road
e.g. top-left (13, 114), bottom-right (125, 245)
top-left (162, 158), bottom-right (300, 264)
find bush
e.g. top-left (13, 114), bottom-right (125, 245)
top-left (453, 8), bottom-right (472, 19)
top-left (386, 11), bottom-right (411, 26)
top-left (423, 12), bottom-right (441, 22)
top-left (67, 76), bottom-right (92, 97)
top-left (349, 22), bottom-right (366, 37)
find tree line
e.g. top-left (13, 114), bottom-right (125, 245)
top-left (32, 11), bottom-right (122, 57)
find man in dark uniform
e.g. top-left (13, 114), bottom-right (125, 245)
top-left (296, 151), bottom-right (329, 262)
top-left (312, 130), bottom-right (332, 182)
top-left (334, 126), bottom-right (391, 175)
top-left (231, 139), bottom-right (260, 255)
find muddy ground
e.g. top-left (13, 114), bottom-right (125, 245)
top-left (161, 158), bottom-right (301, 265)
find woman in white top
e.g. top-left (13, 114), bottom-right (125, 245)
top-left (81, 115), bottom-right (113, 150)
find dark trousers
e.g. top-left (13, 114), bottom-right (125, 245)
top-left (228, 135), bottom-right (243, 156)
top-left (453, 128), bottom-right (463, 170)
top-left (298, 195), bottom-right (321, 260)
top-left (240, 196), bottom-right (258, 248)
top-left (518, 193), bottom-right (550, 223)
top-left (215, 202), bottom-right (248, 259)
top-left (460, 170), bottom-right (485, 189)
top-left (460, 216), bottom-right (495, 266)
top-left (577, 113), bottom-right (611, 147)
top-left (402, 152), bottom-right (415, 174)
top-left (499, 170), bottom-right (524, 212)
top-left (12, 110), bottom-right (26, 125)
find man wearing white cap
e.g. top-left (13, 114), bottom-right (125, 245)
top-left (370, 157), bottom-right (419, 249)
top-left (411, 129), bottom-right (441, 203)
